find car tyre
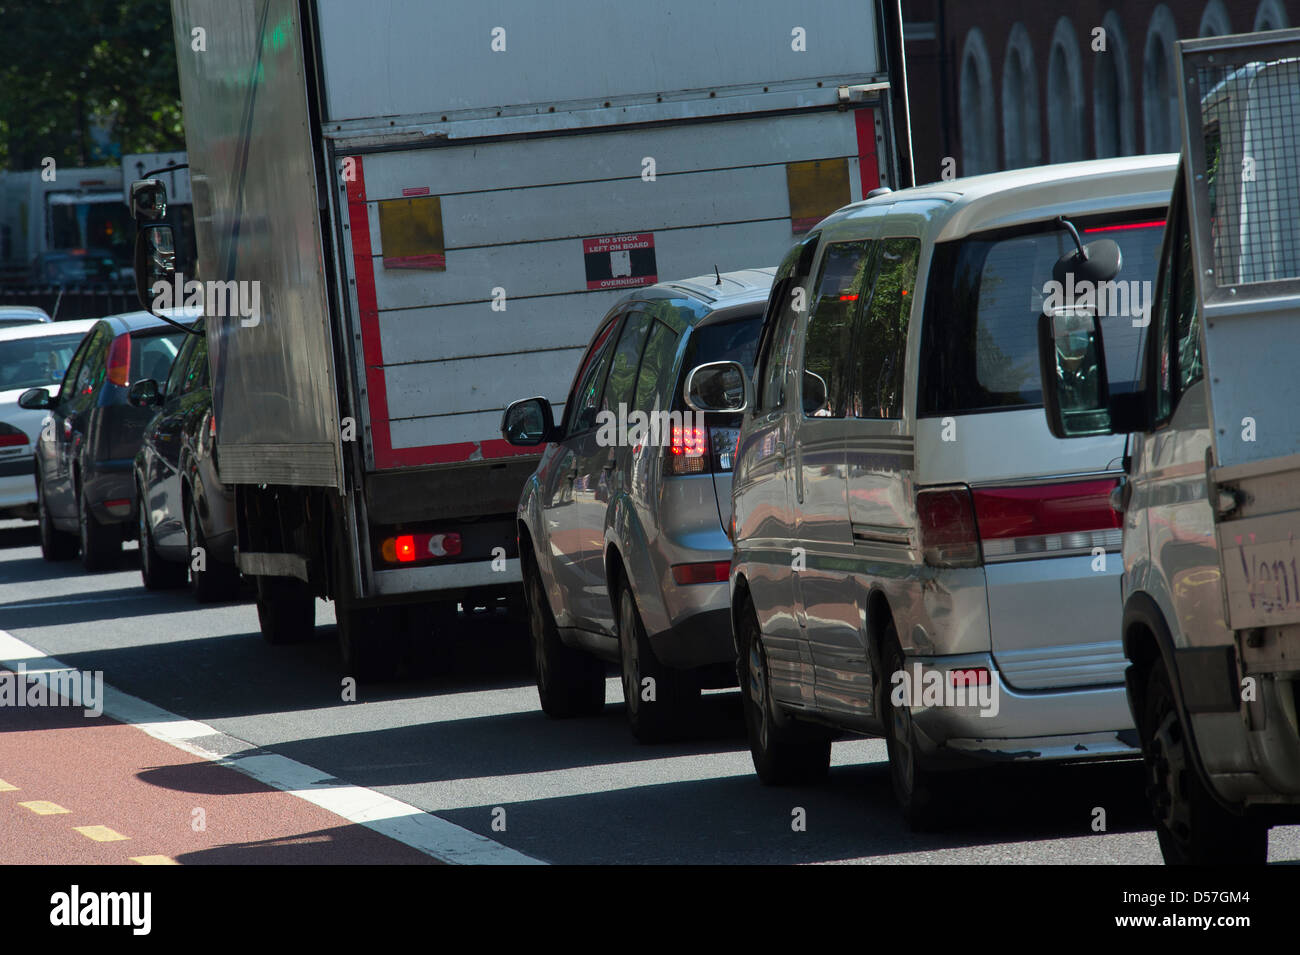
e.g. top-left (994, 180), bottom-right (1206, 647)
top-left (618, 583), bottom-right (699, 743)
top-left (255, 575), bottom-right (315, 645)
top-left (37, 476), bottom-right (77, 562)
top-left (1141, 656), bottom-right (1268, 865)
top-left (525, 556), bottom-right (605, 717)
top-left (137, 483), bottom-right (185, 589)
top-left (78, 482), bottom-right (121, 571)
top-left (738, 599), bottom-right (831, 783)
top-left (883, 625), bottom-right (951, 831)
top-left (187, 493), bottom-right (240, 603)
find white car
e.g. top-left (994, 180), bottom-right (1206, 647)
top-left (0, 305), bottom-right (53, 328)
top-left (0, 319), bottom-right (97, 518)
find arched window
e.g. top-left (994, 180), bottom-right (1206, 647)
top-left (960, 28), bottom-right (997, 174)
top-left (1200, 0), bottom-right (1232, 36)
top-left (1143, 5), bottom-right (1180, 153)
top-left (1002, 23), bottom-right (1041, 169)
top-left (1093, 11), bottom-right (1135, 157)
top-left (1255, 0), bottom-right (1288, 30)
top-left (1047, 17), bottom-right (1085, 162)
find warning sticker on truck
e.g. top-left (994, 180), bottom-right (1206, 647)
top-left (583, 233), bottom-right (657, 290)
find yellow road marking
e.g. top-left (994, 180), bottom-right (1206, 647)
top-left (130, 855), bottom-right (178, 865)
top-left (18, 800), bottom-right (69, 815)
top-left (0, 779), bottom-right (18, 792)
top-left (74, 825), bottom-right (130, 842)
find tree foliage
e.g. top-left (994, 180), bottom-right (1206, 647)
top-left (0, 0), bottom-right (183, 171)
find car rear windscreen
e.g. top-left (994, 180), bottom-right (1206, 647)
top-left (131, 331), bottom-right (186, 385)
top-left (0, 332), bottom-right (88, 391)
top-left (918, 213), bottom-right (1165, 415)
top-left (683, 313), bottom-right (763, 376)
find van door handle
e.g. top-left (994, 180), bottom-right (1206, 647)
top-left (774, 441), bottom-right (786, 462)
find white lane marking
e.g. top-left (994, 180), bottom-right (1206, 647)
top-left (2, 593), bottom-right (158, 611)
top-left (0, 629), bottom-right (544, 865)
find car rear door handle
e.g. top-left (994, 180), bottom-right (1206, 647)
top-left (774, 441), bottom-right (786, 462)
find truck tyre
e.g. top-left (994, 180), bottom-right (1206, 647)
top-left (525, 558), bottom-right (605, 717)
top-left (256, 575), bottom-right (315, 645)
top-left (38, 476), bottom-right (77, 562)
top-left (337, 603), bottom-right (407, 682)
top-left (883, 627), bottom-right (951, 831)
top-left (138, 483), bottom-right (185, 590)
top-left (738, 598), bottom-right (831, 784)
top-left (187, 495), bottom-right (240, 603)
top-left (618, 584), bottom-right (699, 743)
top-left (1141, 656), bottom-right (1268, 864)
top-left (78, 484), bottom-right (121, 571)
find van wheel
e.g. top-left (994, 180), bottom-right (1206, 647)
top-left (256, 575), bottom-right (315, 645)
top-left (337, 603), bottom-right (408, 682)
top-left (618, 584), bottom-right (699, 743)
top-left (78, 484), bottom-right (121, 571)
top-left (38, 477), bottom-right (77, 561)
top-left (1141, 656), bottom-right (1268, 864)
top-left (738, 600), bottom-right (830, 784)
top-left (525, 558), bottom-right (605, 717)
top-left (138, 484), bottom-right (185, 589)
top-left (883, 627), bottom-right (950, 830)
top-left (187, 495), bottom-right (240, 603)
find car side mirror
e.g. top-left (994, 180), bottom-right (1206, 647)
top-left (684, 361), bottom-right (749, 413)
top-left (128, 378), bottom-right (162, 408)
top-left (17, 387), bottom-right (53, 410)
top-left (134, 223), bottom-right (176, 315)
top-left (501, 396), bottom-right (555, 446)
top-left (801, 370), bottom-right (828, 416)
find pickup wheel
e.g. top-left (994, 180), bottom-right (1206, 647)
top-left (78, 483), bottom-right (121, 571)
top-left (618, 584), bottom-right (699, 743)
top-left (256, 575), bottom-right (315, 645)
top-left (525, 558), bottom-right (605, 717)
top-left (337, 603), bottom-right (407, 682)
top-left (137, 483), bottom-right (185, 590)
top-left (38, 476), bottom-right (77, 562)
top-left (738, 599), bottom-right (831, 784)
top-left (883, 627), bottom-right (951, 831)
top-left (1141, 656), bottom-right (1268, 865)
top-left (187, 495), bottom-right (240, 603)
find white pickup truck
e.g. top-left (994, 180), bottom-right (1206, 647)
top-left (1039, 28), bottom-right (1300, 863)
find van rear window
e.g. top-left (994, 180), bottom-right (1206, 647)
top-left (918, 214), bottom-right (1165, 415)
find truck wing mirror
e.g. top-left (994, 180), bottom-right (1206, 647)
top-left (131, 179), bottom-right (168, 223)
top-left (1037, 307), bottom-right (1116, 438)
top-left (134, 223), bottom-right (176, 315)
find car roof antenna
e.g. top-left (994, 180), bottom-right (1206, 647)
top-left (714, 265), bottom-right (722, 286)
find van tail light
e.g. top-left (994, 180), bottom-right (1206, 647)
top-left (666, 424), bottom-right (708, 475)
top-left (916, 487), bottom-right (981, 568)
top-left (972, 478), bottom-right (1122, 561)
top-left (0, 422), bottom-right (28, 448)
top-left (107, 334), bottom-right (132, 387)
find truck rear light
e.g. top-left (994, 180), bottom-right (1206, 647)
top-left (671, 560), bottom-right (731, 585)
top-left (0, 423), bottom-right (27, 448)
top-left (381, 531), bottom-right (463, 564)
top-left (107, 334), bottom-right (131, 387)
top-left (916, 487), bottom-right (981, 568)
top-left (972, 478), bottom-right (1121, 560)
top-left (666, 424), bottom-right (708, 475)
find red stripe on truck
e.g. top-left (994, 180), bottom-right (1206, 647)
top-left (854, 107), bottom-right (880, 196)
top-left (344, 157), bottom-right (541, 469)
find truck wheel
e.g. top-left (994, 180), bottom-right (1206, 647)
top-left (525, 558), bottom-right (605, 717)
top-left (1141, 656), bottom-right (1268, 864)
top-left (38, 477), bottom-right (77, 562)
top-left (78, 484), bottom-right (121, 571)
top-left (138, 484), bottom-right (185, 590)
top-left (883, 627), bottom-right (951, 830)
top-left (256, 575), bottom-right (315, 645)
top-left (618, 584), bottom-right (699, 743)
top-left (187, 495), bottom-right (240, 603)
top-left (738, 599), bottom-right (831, 784)
top-left (337, 603), bottom-right (407, 682)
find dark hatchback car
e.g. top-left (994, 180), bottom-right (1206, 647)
top-left (19, 308), bottom-right (197, 569)
top-left (131, 318), bottom-right (239, 601)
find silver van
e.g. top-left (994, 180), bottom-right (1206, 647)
top-left (689, 156), bottom-right (1177, 827)
top-left (502, 270), bottom-right (772, 741)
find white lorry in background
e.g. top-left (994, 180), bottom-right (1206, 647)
top-left (131, 0), bottom-right (905, 680)
top-left (1038, 28), bottom-right (1300, 863)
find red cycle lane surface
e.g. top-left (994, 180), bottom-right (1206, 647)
top-left (0, 684), bottom-right (438, 865)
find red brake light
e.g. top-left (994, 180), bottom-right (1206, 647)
top-left (916, 487), bottom-right (981, 568)
top-left (395, 535), bottom-right (416, 562)
top-left (666, 424), bottom-right (708, 475)
top-left (972, 479), bottom-right (1121, 560)
top-left (0, 423), bottom-right (27, 448)
top-left (107, 335), bottom-right (131, 387)
top-left (671, 560), bottom-right (731, 585)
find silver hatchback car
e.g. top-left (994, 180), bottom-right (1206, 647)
top-left (502, 269), bottom-right (773, 741)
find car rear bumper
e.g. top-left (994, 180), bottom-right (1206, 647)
top-left (0, 458), bottom-right (36, 511)
top-left (84, 461), bottom-right (135, 525)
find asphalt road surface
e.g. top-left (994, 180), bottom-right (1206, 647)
top-left (3, 517), bottom-right (1298, 865)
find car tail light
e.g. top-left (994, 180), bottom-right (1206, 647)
top-left (666, 424), bottom-right (708, 475)
top-left (380, 531), bottom-right (463, 565)
top-left (949, 667), bottom-right (990, 687)
top-left (0, 422), bottom-right (28, 448)
top-left (103, 498), bottom-right (131, 517)
top-left (916, 487), bottom-right (981, 568)
top-left (709, 426), bottom-right (742, 472)
top-left (107, 334), bottom-right (131, 387)
top-left (671, 560), bottom-right (731, 585)
top-left (972, 478), bottom-right (1121, 561)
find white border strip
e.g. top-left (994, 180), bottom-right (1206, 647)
top-left (0, 629), bottom-right (544, 865)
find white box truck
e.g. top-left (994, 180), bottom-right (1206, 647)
top-left (1039, 28), bottom-right (1300, 863)
top-left (140, 0), bottom-right (904, 678)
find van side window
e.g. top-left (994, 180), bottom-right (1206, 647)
top-left (756, 234), bottom-right (819, 411)
top-left (802, 240), bottom-right (875, 417)
top-left (850, 237), bottom-right (919, 419)
top-left (564, 317), bottom-right (619, 436)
